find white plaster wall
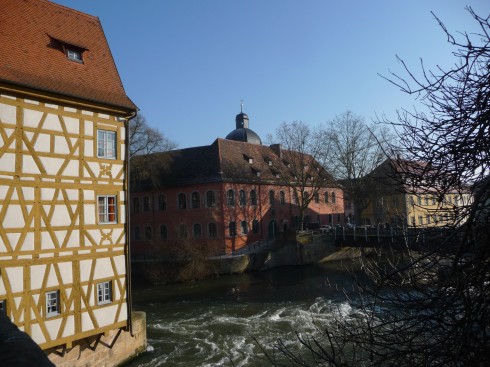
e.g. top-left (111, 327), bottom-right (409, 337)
top-left (94, 304), bottom-right (118, 327)
top-left (5, 267), bottom-right (23, 292)
top-left (81, 310), bottom-right (95, 331)
top-left (0, 101), bottom-right (16, 123)
top-left (94, 258), bottom-right (113, 279)
top-left (0, 152), bottom-right (15, 172)
top-left (63, 116), bottom-right (79, 134)
top-left (43, 113), bottom-right (64, 132)
top-left (45, 318), bottom-right (63, 340)
top-left (31, 265), bottom-right (46, 290)
top-left (30, 323), bottom-right (46, 345)
top-left (23, 108), bottom-right (43, 128)
top-left (3, 205), bottom-right (24, 228)
top-left (84, 204), bottom-right (96, 225)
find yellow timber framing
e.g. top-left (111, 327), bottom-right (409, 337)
top-left (0, 83), bottom-right (136, 350)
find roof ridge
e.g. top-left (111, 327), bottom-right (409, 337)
top-left (46, 0), bottom-right (99, 21)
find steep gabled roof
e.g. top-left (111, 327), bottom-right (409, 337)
top-left (0, 0), bottom-right (136, 111)
top-left (131, 138), bottom-right (335, 190)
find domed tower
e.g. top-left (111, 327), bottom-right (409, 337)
top-left (225, 104), bottom-right (262, 145)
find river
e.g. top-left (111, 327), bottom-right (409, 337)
top-left (124, 261), bottom-right (365, 367)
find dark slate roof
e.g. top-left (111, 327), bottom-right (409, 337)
top-left (225, 128), bottom-right (262, 145)
top-left (131, 138), bottom-right (334, 190)
top-left (0, 0), bottom-right (136, 112)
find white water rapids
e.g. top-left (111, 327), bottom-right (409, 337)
top-left (124, 262), bottom-right (364, 367)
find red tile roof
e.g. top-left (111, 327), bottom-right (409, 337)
top-left (0, 0), bottom-right (136, 111)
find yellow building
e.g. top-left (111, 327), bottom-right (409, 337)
top-left (360, 159), bottom-right (471, 228)
top-left (0, 0), bottom-right (137, 354)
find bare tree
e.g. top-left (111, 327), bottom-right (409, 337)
top-left (129, 114), bottom-right (177, 158)
top-left (261, 7), bottom-right (490, 367)
top-left (269, 121), bottom-right (336, 230)
top-left (326, 111), bottom-right (392, 225)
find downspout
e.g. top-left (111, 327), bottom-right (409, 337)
top-left (124, 110), bottom-right (137, 336)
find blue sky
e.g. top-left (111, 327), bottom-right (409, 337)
top-left (54, 0), bottom-right (490, 149)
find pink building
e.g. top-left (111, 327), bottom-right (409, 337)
top-left (130, 112), bottom-right (344, 256)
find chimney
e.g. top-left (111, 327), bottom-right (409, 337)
top-left (270, 144), bottom-right (282, 159)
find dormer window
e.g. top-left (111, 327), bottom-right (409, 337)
top-left (66, 48), bottom-right (82, 62)
top-left (243, 154), bottom-right (253, 164)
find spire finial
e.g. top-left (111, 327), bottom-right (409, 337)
top-left (240, 99), bottom-right (243, 113)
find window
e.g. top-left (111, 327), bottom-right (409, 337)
top-left (179, 224), bottom-right (188, 238)
top-left (145, 226), bottom-right (152, 240)
top-left (98, 195), bottom-right (117, 223)
top-left (250, 190), bottom-right (257, 206)
top-left (324, 192), bottom-right (329, 203)
top-left (133, 197), bottom-right (140, 213)
top-left (208, 223), bottom-right (217, 238)
top-left (252, 219), bottom-right (259, 233)
top-left (227, 190), bottom-right (235, 206)
top-left (46, 290), bottom-right (60, 317)
top-left (66, 48), bottom-right (82, 62)
top-left (314, 193), bottom-right (319, 204)
top-left (279, 191), bottom-right (285, 205)
top-left (193, 223), bottom-right (202, 238)
top-left (160, 225), bottom-right (167, 239)
top-left (178, 193), bottom-right (187, 209)
top-left (293, 192), bottom-right (298, 204)
top-left (239, 190), bottom-right (246, 206)
top-left (424, 196), bottom-right (429, 206)
top-left (206, 191), bottom-right (216, 207)
top-left (426, 215), bottom-right (431, 224)
top-left (331, 192), bottom-right (336, 204)
top-left (229, 221), bottom-right (236, 237)
top-left (241, 220), bottom-right (248, 235)
top-left (269, 190), bottom-right (275, 205)
top-left (134, 226), bottom-right (140, 240)
top-left (417, 196), bottom-right (422, 205)
top-left (191, 192), bottom-right (200, 208)
top-left (0, 299), bottom-right (7, 314)
top-left (143, 196), bottom-right (150, 212)
top-left (97, 281), bottom-right (112, 305)
top-left (159, 195), bottom-right (166, 210)
top-left (97, 130), bottom-right (116, 159)
top-left (418, 216), bottom-right (423, 225)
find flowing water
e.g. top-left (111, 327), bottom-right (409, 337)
top-left (124, 261), bottom-right (364, 367)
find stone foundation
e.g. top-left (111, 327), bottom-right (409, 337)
top-left (46, 311), bottom-right (147, 367)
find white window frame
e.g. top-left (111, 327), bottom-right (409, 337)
top-left (66, 48), bottom-right (82, 62)
top-left (97, 281), bottom-right (113, 305)
top-left (98, 195), bottom-right (117, 224)
top-left (46, 290), bottom-right (60, 318)
top-left (97, 129), bottom-right (117, 159)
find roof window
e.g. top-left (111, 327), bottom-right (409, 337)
top-left (66, 48), bottom-right (83, 62)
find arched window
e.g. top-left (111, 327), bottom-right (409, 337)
top-left (145, 225), bottom-right (152, 240)
top-left (331, 192), bottom-right (336, 204)
top-left (279, 191), bottom-right (285, 205)
top-left (269, 190), bottom-right (275, 205)
top-left (314, 193), bottom-right (319, 203)
top-left (206, 191), bottom-right (216, 207)
top-left (160, 225), bottom-right (167, 239)
top-left (227, 190), bottom-right (235, 206)
top-left (239, 190), bottom-right (246, 206)
top-left (208, 222), bottom-right (217, 238)
top-left (324, 192), bottom-right (329, 203)
top-left (241, 220), bottom-right (248, 235)
top-left (250, 190), bottom-right (257, 206)
top-left (293, 192), bottom-right (298, 204)
top-left (178, 193), bottom-right (187, 209)
top-left (193, 223), bottom-right (202, 238)
top-left (158, 195), bottom-right (167, 210)
top-left (229, 221), bottom-right (236, 237)
top-left (191, 191), bottom-right (200, 208)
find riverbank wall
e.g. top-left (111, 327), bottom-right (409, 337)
top-left (46, 311), bottom-right (147, 367)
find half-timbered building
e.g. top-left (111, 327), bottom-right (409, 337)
top-left (0, 0), bottom-right (137, 353)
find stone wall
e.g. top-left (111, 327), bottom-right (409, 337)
top-left (46, 312), bottom-right (147, 367)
